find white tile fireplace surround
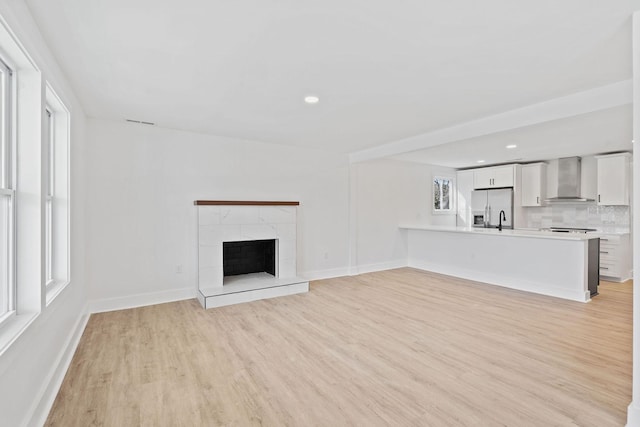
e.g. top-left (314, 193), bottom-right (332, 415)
top-left (195, 201), bottom-right (309, 309)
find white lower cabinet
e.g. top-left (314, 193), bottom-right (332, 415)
top-left (595, 233), bottom-right (631, 282)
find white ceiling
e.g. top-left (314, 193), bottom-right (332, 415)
top-left (24, 0), bottom-right (640, 156)
top-left (391, 105), bottom-right (633, 168)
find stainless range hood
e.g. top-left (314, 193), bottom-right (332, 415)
top-left (544, 157), bottom-right (594, 203)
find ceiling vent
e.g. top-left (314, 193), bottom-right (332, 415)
top-left (125, 119), bottom-right (155, 126)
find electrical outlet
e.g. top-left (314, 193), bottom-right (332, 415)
top-left (175, 264), bottom-right (183, 274)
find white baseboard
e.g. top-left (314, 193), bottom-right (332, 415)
top-left (26, 303), bottom-right (90, 427)
top-left (353, 259), bottom-right (408, 275)
top-left (301, 260), bottom-right (408, 282)
top-left (87, 287), bottom-right (196, 314)
top-left (628, 401), bottom-right (640, 427)
top-left (301, 267), bottom-right (351, 281)
top-left (196, 290), bottom-right (205, 308)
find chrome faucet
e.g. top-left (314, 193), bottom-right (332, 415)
top-left (498, 210), bottom-right (506, 231)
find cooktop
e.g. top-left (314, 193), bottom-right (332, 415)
top-left (543, 227), bottom-right (598, 234)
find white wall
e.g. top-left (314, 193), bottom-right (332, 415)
top-left (85, 119), bottom-right (351, 307)
top-left (456, 169), bottom-right (475, 226)
top-left (84, 125), bottom-right (460, 306)
top-left (0, 1), bottom-right (88, 426)
top-left (352, 159), bottom-right (456, 272)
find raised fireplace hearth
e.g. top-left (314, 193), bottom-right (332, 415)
top-left (195, 200), bottom-right (309, 309)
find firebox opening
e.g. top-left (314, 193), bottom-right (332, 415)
top-left (223, 239), bottom-right (276, 278)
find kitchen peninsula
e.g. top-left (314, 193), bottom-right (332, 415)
top-left (400, 225), bottom-right (600, 302)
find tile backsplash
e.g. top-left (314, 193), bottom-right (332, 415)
top-left (523, 204), bottom-right (630, 232)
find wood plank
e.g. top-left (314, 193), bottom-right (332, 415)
top-left (45, 268), bottom-right (632, 426)
top-left (194, 200), bottom-right (300, 206)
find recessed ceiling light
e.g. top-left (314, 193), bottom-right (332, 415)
top-left (477, 160), bottom-right (485, 164)
top-left (506, 144), bottom-right (517, 149)
top-left (304, 95), bottom-right (319, 104)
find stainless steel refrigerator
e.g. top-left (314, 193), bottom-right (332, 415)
top-left (471, 188), bottom-right (513, 228)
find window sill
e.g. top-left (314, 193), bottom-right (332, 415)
top-left (0, 311), bottom-right (39, 357)
top-left (46, 280), bottom-right (70, 307)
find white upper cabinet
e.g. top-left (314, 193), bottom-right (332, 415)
top-left (492, 166), bottom-right (515, 187)
top-left (473, 165), bottom-right (514, 189)
top-left (473, 168), bottom-right (494, 189)
top-left (520, 163), bottom-right (547, 207)
top-left (596, 153), bottom-right (631, 206)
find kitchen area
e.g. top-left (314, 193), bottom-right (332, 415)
top-left (401, 151), bottom-right (632, 303)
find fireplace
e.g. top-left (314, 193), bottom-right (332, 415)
top-left (223, 239), bottom-right (276, 278)
top-left (195, 200), bottom-right (308, 309)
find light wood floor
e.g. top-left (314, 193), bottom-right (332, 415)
top-left (46, 268), bottom-right (632, 426)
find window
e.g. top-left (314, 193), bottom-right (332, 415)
top-left (45, 107), bottom-right (53, 285)
top-left (433, 176), bottom-right (454, 214)
top-left (0, 57), bottom-right (13, 322)
top-left (44, 85), bottom-right (70, 304)
top-left (0, 15), bottom-right (52, 353)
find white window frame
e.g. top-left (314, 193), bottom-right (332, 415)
top-left (433, 175), bottom-right (455, 215)
top-left (0, 55), bottom-right (14, 325)
top-left (0, 16), bottom-right (45, 356)
top-left (44, 84), bottom-right (70, 305)
top-left (45, 106), bottom-right (53, 286)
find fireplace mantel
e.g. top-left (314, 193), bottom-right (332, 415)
top-left (194, 200), bottom-right (300, 206)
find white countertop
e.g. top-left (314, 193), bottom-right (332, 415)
top-left (590, 229), bottom-right (631, 236)
top-left (399, 224), bottom-right (601, 241)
